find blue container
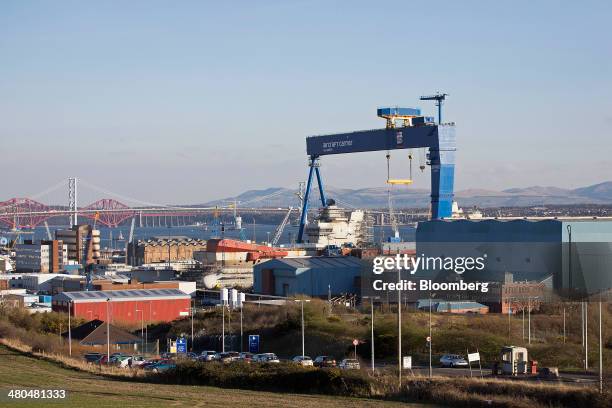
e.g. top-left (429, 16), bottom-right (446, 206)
top-left (377, 107), bottom-right (421, 117)
top-left (39, 295), bottom-right (52, 303)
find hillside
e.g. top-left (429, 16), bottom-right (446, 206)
top-left (202, 182), bottom-right (612, 208)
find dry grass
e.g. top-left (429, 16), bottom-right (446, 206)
top-left (1, 336), bottom-right (609, 408)
top-left (0, 343), bottom-right (403, 408)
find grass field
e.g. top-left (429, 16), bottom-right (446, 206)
top-left (0, 346), bottom-right (431, 408)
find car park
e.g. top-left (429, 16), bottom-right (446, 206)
top-left (338, 359), bottom-right (360, 370)
top-left (439, 354), bottom-right (469, 368)
top-left (292, 356), bottom-right (314, 366)
top-left (313, 356), bottom-right (336, 368)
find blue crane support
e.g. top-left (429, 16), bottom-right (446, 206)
top-left (296, 103), bottom-right (456, 243)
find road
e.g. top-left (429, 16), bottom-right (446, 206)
top-left (375, 363), bottom-right (600, 385)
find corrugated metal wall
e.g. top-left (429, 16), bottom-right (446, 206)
top-left (72, 298), bottom-right (190, 323)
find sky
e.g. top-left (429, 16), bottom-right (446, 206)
top-left (1, 0), bottom-right (611, 205)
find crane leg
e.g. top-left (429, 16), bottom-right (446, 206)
top-left (314, 166), bottom-right (326, 207)
top-left (297, 157), bottom-right (317, 243)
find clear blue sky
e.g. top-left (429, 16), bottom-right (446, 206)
top-left (1, 0), bottom-right (610, 205)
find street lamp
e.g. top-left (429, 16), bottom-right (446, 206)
top-left (507, 297), bottom-right (516, 339)
top-left (136, 309), bottom-right (144, 353)
top-left (528, 296), bottom-right (539, 345)
top-left (239, 293), bottom-right (245, 352)
top-left (68, 300), bottom-right (72, 357)
top-left (191, 299), bottom-right (195, 352)
top-left (362, 295), bottom-right (379, 373)
top-left (294, 299), bottom-right (311, 358)
top-left (106, 298), bottom-right (111, 362)
top-left (429, 296), bottom-right (433, 378)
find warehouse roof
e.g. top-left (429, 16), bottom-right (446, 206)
top-left (257, 256), bottom-right (363, 270)
top-left (63, 319), bottom-right (141, 345)
top-left (54, 288), bottom-right (189, 303)
top-left (417, 299), bottom-right (487, 312)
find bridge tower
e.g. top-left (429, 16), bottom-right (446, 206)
top-left (68, 177), bottom-right (77, 227)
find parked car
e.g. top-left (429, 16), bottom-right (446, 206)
top-left (313, 356), bottom-right (336, 368)
top-left (238, 352), bottom-right (254, 362)
top-left (112, 355), bottom-right (132, 366)
top-left (439, 354), bottom-right (469, 368)
top-left (129, 356), bottom-right (147, 367)
top-left (176, 352), bottom-right (198, 361)
top-left (139, 359), bottom-right (162, 370)
top-left (144, 360), bottom-right (176, 373)
top-left (339, 359), bottom-right (360, 370)
top-left (215, 351), bottom-right (240, 363)
top-left (84, 353), bottom-right (102, 363)
top-left (253, 353), bottom-right (280, 363)
top-left (199, 351), bottom-right (217, 361)
top-left (119, 355), bottom-right (147, 368)
top-left (292, 356), bottom-right (314, 366)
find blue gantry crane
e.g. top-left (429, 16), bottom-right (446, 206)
top-left (296, 95), bottom-right (455, 243)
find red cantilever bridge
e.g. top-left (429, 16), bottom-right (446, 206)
top-left (0, 198), bottom-right (289, 229)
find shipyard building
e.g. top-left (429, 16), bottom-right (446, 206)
top-left (52, 289), bottom-right (191, 323)
top-left (253, 256), bottom-right (364, 297)
top-left (127, 237), bottom-right (207, 265)
top-left (415, 218), bottom-right (612, 298)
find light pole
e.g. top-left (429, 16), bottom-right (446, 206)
top-left (363, 296), bottom-right (379, 373)
top-left (398, 268), bottom-right (402, 387)
top-left (563, 306), bottom-right (566, 344)
top-left (146, 301), bottom-right (151, 354)
top-left (507, 297), bottom-right (515, 339)
top-left (429, 297), bottom-right (433, 378)
top-left (191, 299), bottom-right (195, 352)
top-left (167, 227), bottom-right (171, 270)
top-left (240, 300), bottom-right (243, 353)
top-left (294, 299), bottom-right (310, 358)
top-left (136, 309), bottom-right (144, 353)
top-left (528, 297), bottom-right (531, 345)
top-left (599, 299), bottom-right (603, 394)
top-left (528, 296), bottom-right (539, 345)
top-left (585, 301), bottom-right (589, 371)
top-left (522, 303), bottom-right (525, 341)
top-left (106, 298), bottom-right (111, 362)
top-left (68, 300), bottom-right (72, 357)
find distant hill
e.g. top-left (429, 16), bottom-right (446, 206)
top-left (201, 181), bottom-right (612, 209)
